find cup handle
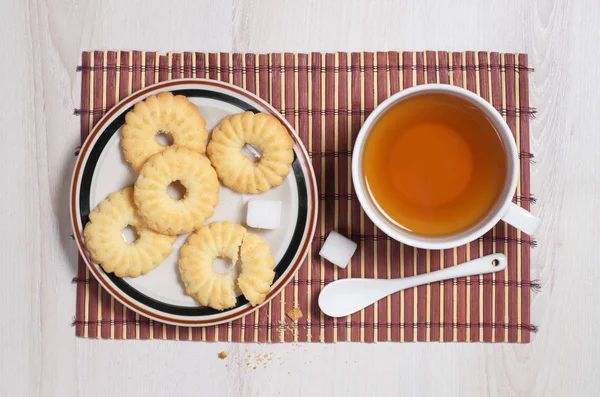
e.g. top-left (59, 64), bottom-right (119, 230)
top-left (501, 203), bottom-right (541, 236)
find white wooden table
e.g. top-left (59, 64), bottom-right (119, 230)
top-left (2, 0), bottom-right (599, 395)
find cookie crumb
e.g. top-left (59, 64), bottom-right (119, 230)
top-left (218, 351), bottom-right (228, 359)
top-left (286, 307), bottom-right (303, 322)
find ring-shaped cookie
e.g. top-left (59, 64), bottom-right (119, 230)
top-left (121, 92), bottom-right (208, 171)
top-left (83, 187), bottom-right (176, 277)
top-left (207, 111), bottom-right (294, 193)
top-left (179, 221), bottom-right (246, 310)
top-left (179, 222), bottom-right (276, 310)
top-left (134, 146), bottom-right (220, 235)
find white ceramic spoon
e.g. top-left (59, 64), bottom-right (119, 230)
top-left (318, 253), bottom-right (507, 318)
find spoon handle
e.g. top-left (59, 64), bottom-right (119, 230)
top-left (318, 253), bottom-right (507, 318)
top-left (393, 253), bottom-right (507, 291)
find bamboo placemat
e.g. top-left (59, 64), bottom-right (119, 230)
top-left (73, 50), bottom-right (538, 342)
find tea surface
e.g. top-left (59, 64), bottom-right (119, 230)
top-left (363, 93), bottom-right (507, 237)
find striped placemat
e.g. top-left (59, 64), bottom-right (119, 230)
top-left (73, 50), bottom-right (538, 342)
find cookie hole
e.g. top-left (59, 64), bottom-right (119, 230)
top-left (121, 225), bottom-right (139, 243)
top-left (167, 180), bottom-right (186, 200)
top-left (212, 258), bottom-right (243, 295)
top-left (242, 143), bottom-right (262, 163)
top-left (156, 132), bottom-right (174, 146)
top-left (213, 257), bottom-right (233, 275)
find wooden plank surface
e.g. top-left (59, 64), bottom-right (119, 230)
top-left (1, 0), bottom-right (599, 395)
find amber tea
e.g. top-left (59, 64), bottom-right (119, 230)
top-left (362, 93), bottom-right (507, 237)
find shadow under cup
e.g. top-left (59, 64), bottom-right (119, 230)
top-left (352, 85), bottom-right (518, 250)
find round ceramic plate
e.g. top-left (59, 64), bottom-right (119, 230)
top-left (70, 79), bottom-right (318, 327)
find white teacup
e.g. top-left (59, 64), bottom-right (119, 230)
top-left (352, 84), bottom-right (540, 250)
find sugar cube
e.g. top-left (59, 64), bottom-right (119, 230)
top-left (319, 231), bottom-right (357, 269)
top-left (246, 199), bottom-right (282, 230)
